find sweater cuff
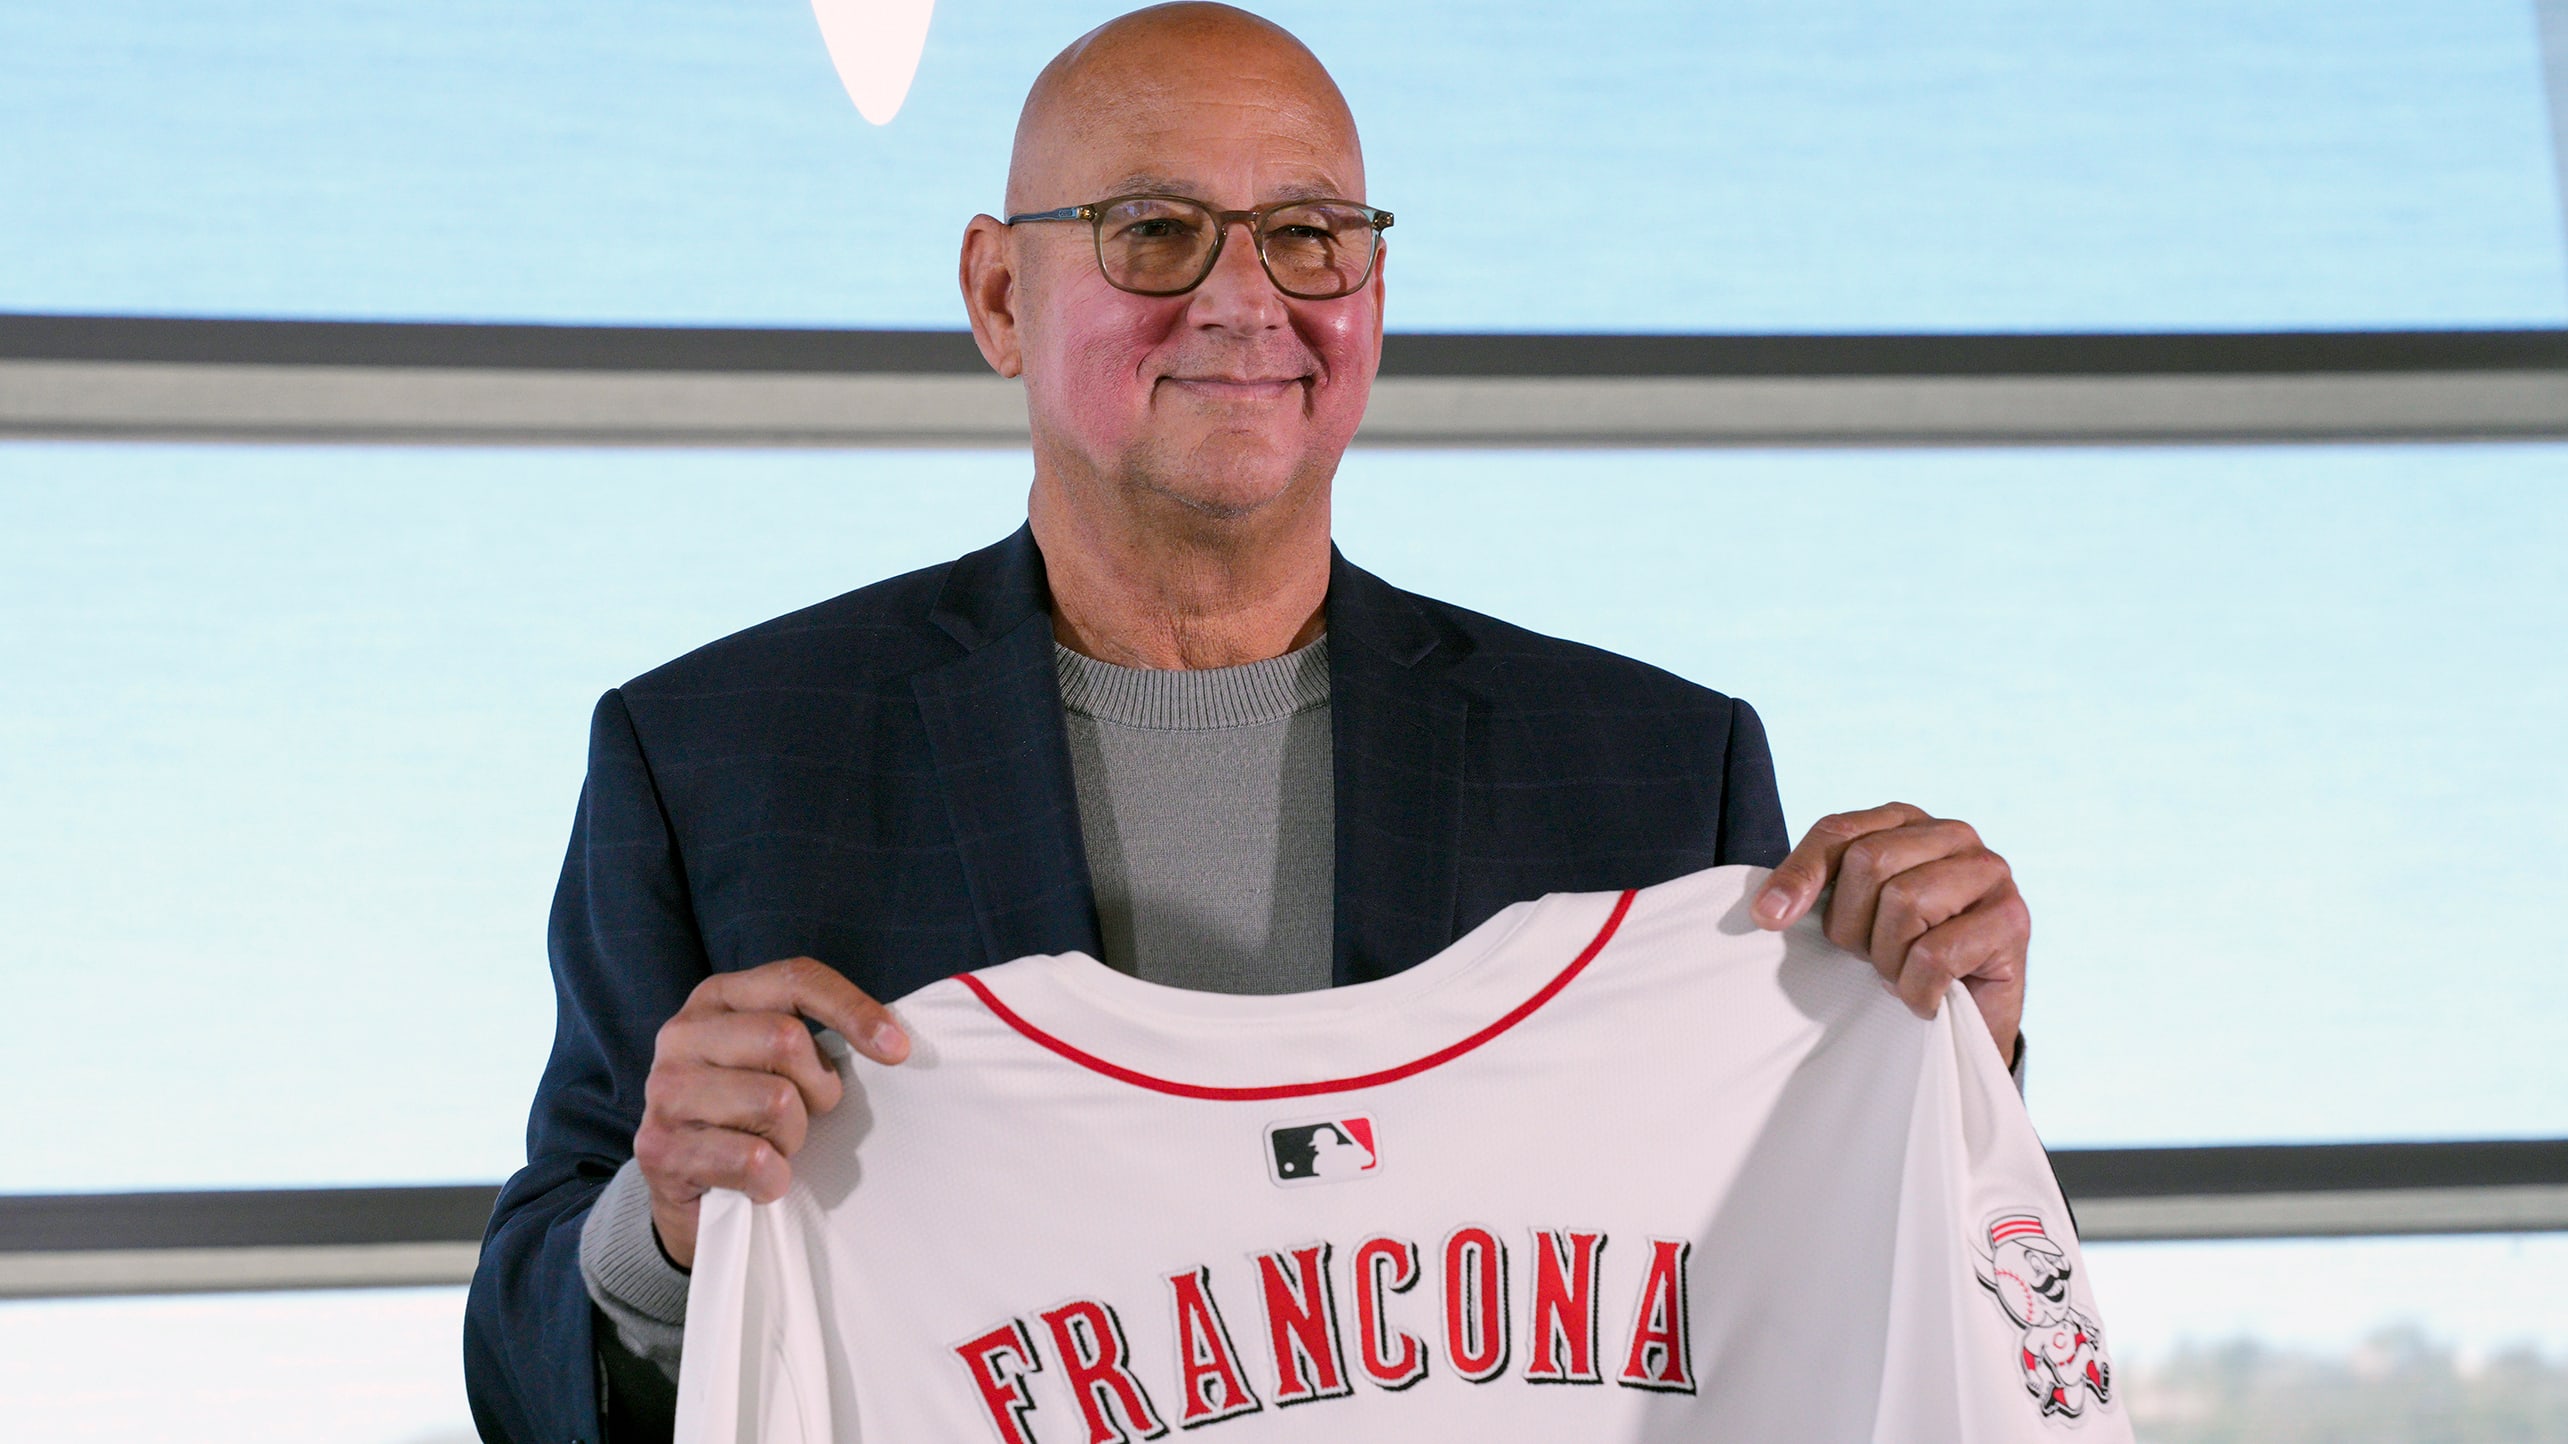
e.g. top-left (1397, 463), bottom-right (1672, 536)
top-left (580, 1155), bottom-right (692, 1375)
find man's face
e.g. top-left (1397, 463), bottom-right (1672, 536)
top-left (1007, 70), bottom-right (1383, 520)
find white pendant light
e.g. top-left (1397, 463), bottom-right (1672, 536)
top-left (810, 0), bottom-right (938, 125)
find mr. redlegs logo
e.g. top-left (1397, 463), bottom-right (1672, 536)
top-left (1266, 1115), bottom-right (1379, 1186)
top-left (1976, 1209), bottom-right (2113, 1419)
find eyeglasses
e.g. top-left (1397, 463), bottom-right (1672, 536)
top-left (1003, 193), bottom-right (1393, 300)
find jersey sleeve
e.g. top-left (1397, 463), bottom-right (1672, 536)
top-left (672, 1188), bottom-right (836, 1444)
top-left (1872, 986), bottom-right (2134, 1444)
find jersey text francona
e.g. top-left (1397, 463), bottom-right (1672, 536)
top-left (670, 866), bottom-right (2132, 1443)
top-left (949, 1227), bottom-right (1695, 1441)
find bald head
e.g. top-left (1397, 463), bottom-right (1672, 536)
top-left (1005, 3), bottom-right (1364, 215)
top-left (958, 3), bottom-right (1384, 602)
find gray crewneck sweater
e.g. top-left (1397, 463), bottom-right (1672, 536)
top-left (1056, 634), bottom-right (1335, 992)
top-left (578, 634), bottom-right (1336, 1382)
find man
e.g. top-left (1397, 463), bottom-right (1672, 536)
top-left (463, 6), bottom-right (2031, 1441)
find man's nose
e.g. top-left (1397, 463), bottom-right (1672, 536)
top-left (1184, 217), bottom-right (1289, 331)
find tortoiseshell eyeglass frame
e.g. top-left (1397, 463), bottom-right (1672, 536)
top-left (1002, 193), bottom-right (1394, 300)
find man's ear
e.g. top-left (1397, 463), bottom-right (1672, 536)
top-left (958, 215), bottom-right (1025, 379)
top-left (1365, 239), bottom-right (1387, 376)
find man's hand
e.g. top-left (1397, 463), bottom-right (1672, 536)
top-left (1749, 803), bottom-right (2029, 1067)
top-left (633, 957), bottom-right (911, 1269)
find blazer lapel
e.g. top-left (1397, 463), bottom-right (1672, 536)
top-left (911, 525), bottom-right (1104, 969)
top-left (1328, 548), bottom-right (1474, 985)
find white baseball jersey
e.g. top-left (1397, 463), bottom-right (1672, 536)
top-left (673, 864), bottom-right (2130, 1443)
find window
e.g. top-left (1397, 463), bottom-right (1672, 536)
top-left (6, 438), bottom-right (2560, 1192)
top-left (1, 442), bottom-right (1025, 1190)
top-left (1334, 441), bottom-right (2568, 1148)
top-left (0, 1287), bottom-right (474, 1444)
top-left (6, 0), bottom-right (2562, 1433)
top-left (6, 0), bottom-right (2560, 329)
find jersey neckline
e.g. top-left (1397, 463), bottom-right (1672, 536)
top-left (953, 886), bottom-right (1637, 1101)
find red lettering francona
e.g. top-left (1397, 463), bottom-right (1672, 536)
top-left (1037, 1299), bottom-right (1167, 1443)
top-left (952, 1224), bottom-right (1695, 1431)
top-left (1526, 1229), bottom-right (1607, 1385)
top-left (952, 1319), bottom-right (1044, 1444)
top-left (1166, 1266), bottom-right (1262, 1426)
top-left (1440, 1226), bottom-right (1511, 1382)
top-left (1256, 1243), bottom-right (1352, 1405)
top-left (1350, 1235), bottom-right (1429, 1391)
top-left (1616, 1239), bottom-right (1698, 1394)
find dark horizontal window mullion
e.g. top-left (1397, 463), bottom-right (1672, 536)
top-left (5, 313), bottom-right (2564, 378)
top-left (3, 1140), bottom-right (2561, 1254)
top-left (2050, 1139), bottom-right (2568, 1199)
top-left (0, 1184), bottom-right (503, 1252)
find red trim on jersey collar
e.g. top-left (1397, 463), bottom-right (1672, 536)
top-left (955, 888), bottom-right (1638, 1101)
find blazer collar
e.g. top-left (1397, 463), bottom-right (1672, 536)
top-left (916, 524), bottom-right (1478, 987)
top-left (912, 524), bottom-right (1104, 969)
top-left (1325, 545), bottom-right (1476, 985)
top-left (927, 521), bottom-right (1052, 653)
top-left (929, 526), bottom-right (1454, 672)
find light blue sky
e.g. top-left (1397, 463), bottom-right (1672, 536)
top-left (3, 0), bottom-right (2563, 329)
top-left (9, 438), bottom-right (2565, 1428)
top-left (5, 440), bottom-right (2563, 1194)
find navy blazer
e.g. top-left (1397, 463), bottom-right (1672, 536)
top-left (463, 524), bottom-right (1789, 1443)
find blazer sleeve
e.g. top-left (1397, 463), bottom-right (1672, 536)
top-left (467, 689), bottom-right (715, 1444)
top-left (1716, 697), bottom-right (1792, 869)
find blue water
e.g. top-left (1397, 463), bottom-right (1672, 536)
top-left (3, 0), bottom-right (2562, 330)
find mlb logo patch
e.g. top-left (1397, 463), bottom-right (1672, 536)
top-left (1265, 1115), bottom-right (1379, 1187)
